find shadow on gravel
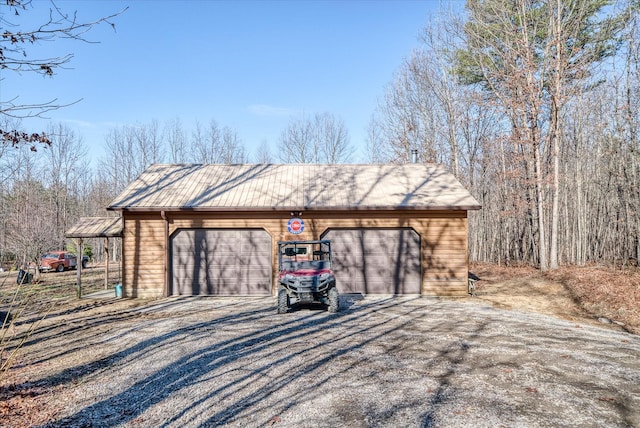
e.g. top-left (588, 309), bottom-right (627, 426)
top-left (15, 296), bottom-right (639, 428)
top-left (21, 299), bottom-right (271, 387)
top-left (420, 318), bottom-right (488, 427)
top-left (30, 296), bottom-right (483, 427)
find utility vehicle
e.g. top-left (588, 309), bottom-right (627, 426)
top-left (277, 240), bottom-right (339, 313)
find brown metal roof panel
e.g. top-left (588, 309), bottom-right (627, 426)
top-left (254, 165), bottom-right (270, 206)
top-left (355, 165), bottom-right (387, 206)
top-left (179, 164), bottom-right (221, 208)
top-left (250, 165), bottom-right (273, 206)
top-left (237, 172), bottom-right (253, 206)
top-left (274, 164), bottom-right (295, 207)
top-left (140, 165), bottom-right (177, 207)
top-left (230, 165), bottom-right (258, 207)
top-left (110, 164), bottom-right (198, 209)
top-left (176, 164), bottom-right (206, 207)
top-left (65, 217), bottom-right (123, 238)
top-left (159, 165), bottom-right (187, 206)
top-left (304, 165), bottom-right (328, 207)
top-left (278, 164), bottom-right (290, 206)
top-left (233, 165), bottom-right (261, 207)
top-left (175, 165), bottom-right (204, 207)
top-left (245, 165), bottom-right (262, 206)
top-left (216, 165), bottom-right (241, 207)
top-left (215, 165), bottom-right (254, 207)
top-left (108, 163), bottom-right (481, 211)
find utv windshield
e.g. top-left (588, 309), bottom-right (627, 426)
top-left (279, 240), bottom-right (332, 271)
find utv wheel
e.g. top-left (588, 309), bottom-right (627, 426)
top-left (277, 289), bottom-right (289, 314)
top-left (327, 287), bottom-right (339, 313)
top-left (56, 264), bottom-right (64, 273)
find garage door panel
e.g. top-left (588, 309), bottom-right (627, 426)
top-left (324, 228), bottom-right (421, 294)
top-left (171, 229), bottom-right (271, 296)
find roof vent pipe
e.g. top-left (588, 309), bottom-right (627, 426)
top-left (410, 149), bottom-right (419, 164)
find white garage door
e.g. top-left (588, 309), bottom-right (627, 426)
top-left (322, 228), bottom-right (421, 294)
top-left (171, 229), bottom-right (272, 295)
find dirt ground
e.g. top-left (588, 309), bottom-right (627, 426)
top-left (1, 265), bottom-right (639, 427)
top-left (468, 263), bottom-right (640, 335)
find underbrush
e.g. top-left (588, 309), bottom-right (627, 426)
top-left (0, 266), bottom-right (119, 309)
top-left (545, 266), bottom-right (640, 335)
top-left (471, 262), bottom-right (640, 335)
top-left (0, 265), bottom-right (121, 380)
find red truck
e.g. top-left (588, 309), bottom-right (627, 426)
top-left (40, 251), bottom-right (87, 272)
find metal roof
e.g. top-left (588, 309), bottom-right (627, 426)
top-left (65, 217), bottom-right (123, 238)
top-left (107, 164), bottom-right (481, 212)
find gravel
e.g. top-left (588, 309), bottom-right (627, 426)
top-left (6, 295), bottom-right (640, 427)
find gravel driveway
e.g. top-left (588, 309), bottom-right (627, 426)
top-left (10, 295), bottom-right (640, 427)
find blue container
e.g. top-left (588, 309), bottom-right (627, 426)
top-left (114, 283), bottom-right (123, 298)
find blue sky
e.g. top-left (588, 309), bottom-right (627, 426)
top-left (2, 0), bottom-right (455, 163)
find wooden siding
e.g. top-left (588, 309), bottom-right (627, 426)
top-left (122, 212), bottom-right (166, 298)
top-left (121, 210), bottom-right (470, 298)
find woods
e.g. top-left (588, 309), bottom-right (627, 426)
top-left (2, 0), bottom-right (640, 270)
top-left (371, 0), bottom-right (640, 268)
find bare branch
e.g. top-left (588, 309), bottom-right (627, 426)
top-left (0, 0), bottom-right (127, 123)
top-left (0, 95), bottom-right (81, 119)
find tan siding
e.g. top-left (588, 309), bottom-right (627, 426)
top-left (122, 210), bottom-right (470, 298)
top-left (122, 212), bottom-right (166, 298)
top-left (423, 280), bottom-right (468, 297)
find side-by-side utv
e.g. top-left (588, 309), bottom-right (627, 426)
top-left (276, 240), bottom-right (339, 313)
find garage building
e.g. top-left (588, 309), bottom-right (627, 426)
top-left (107, 163), bottom-right (481, 298)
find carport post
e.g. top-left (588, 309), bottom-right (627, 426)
top-left (104, 237), bottom-right (110, 290)
top-left (76, 238), bottom-right (83, 299)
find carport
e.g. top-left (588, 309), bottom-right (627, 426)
top-left (107, 164), bottom-right (481, 298)
top-left (65, 216), bottom-right (122, 297)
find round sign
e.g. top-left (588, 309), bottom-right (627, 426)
top-left (287, 217), bottom-right (305, 234)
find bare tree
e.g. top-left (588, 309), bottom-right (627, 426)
top-left (278, 114), bottom-right (315, 163)
top-left (316, 112), bottom-right (353, 163)
top-left (367, 1), bottom-right (638, 268)
top-left (42, 123), bottom-right (87, 249)
top-left (454, 0), bottom-right (630, 270)
top-left (0, 0), bottom-right (126, 147)
top-left (165, 117), bottom-right (187, 163)
top-left (376, 45), bottom-right (465, 167)
top-left (376, 66), bottom-right (428, 164)
top-left (133, 120), bottom-right (164, 167)
top-left (220, 127), bottom-right (247, 163)
top-left (190, 119), bottom-right (246, 164)
top-left (254, 140), bottom-right (274, 163)
top-left (191, 120), bottom-right (220, 163)
top-left (98, 122), bottom-right (164, 194)
top-left (3, 146), bottom-right (55, 270)
top-left (278, 112), bottom-right (352, 163)
top-left (364, 114), bottom-right (388, 163)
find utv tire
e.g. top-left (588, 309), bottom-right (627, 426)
top-left (277, 288), bottom-right (289, 314)
top-left (56, 264), bottom-right (64, 273)
top-left (327, 287), bottom-right (339, 313)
